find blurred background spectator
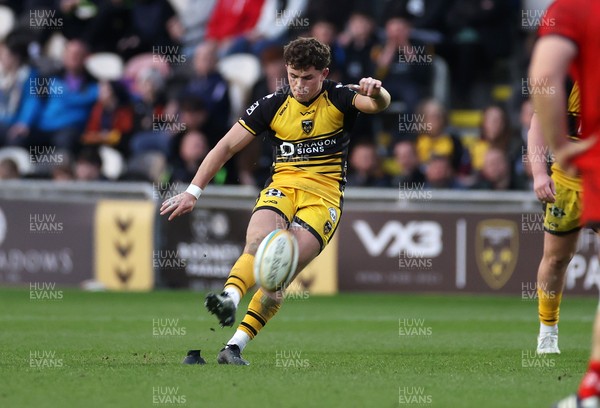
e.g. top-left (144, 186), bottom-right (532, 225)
top-left (374, 11), bottom-right (433, 115)
top-left (9, 39), bottom-right (98, 152)
top-left (339, 10), bottom-right (377, 85)
top-left (309, 18), bottom-right (345, 82)
top-left (415, 99), bottom-right (470, 177)
top-left (469, 104), bottom-right (524, 187)
top-left (128, 67), bottom-right (167, 156)
top-left (178, 40), bottom-right (230, 138)
top-left (81, 80), bottom-right (133, 154)
top-left (169, 129), bottom-right (210, 183)
top-left (471, 147), bottom-right (524, 191)
top-left (424, 155), bottom-right (461, 189)
top-left (204, 0), bottom-right (265, 56)
top-left (0, 31), bottom-right (32, 143)
top-left (74, 146), bottom-right (103, 181)
top-left (346, 139), bottom-right (390, 187)
top-left (0, 157), bottom-right (20, 179)
top-left (390, 140), bottom-right (425, 188)
top-left (172, 0), bottom-right (216, 57)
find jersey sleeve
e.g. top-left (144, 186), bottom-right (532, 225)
top-left (238, 92), bottom-right (284, 136)
top-left (327, 82), bottom-right (359, 114)
top-left (538, 0), bottom-right (585, 45)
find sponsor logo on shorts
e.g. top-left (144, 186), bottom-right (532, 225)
top-left (328, 208), bottom-right (337, 223)
top-left (324, 220), bottom-right (332, 235)
top-left (549, 205), bottom-right (566, 218)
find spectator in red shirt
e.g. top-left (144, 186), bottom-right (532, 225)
top-left (205, 0), bottom-right (265, 56)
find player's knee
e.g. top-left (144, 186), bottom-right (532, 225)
top-left (543, 251), bottom-right (575, 271)
top-left (244, 237), bottom-right (262, 255)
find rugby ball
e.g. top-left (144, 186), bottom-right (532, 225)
top-left (254, 229), bottom-right (299, 292)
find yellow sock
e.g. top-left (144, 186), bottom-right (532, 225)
top-left (238, 289), bottom-right (281, 339)
top-left (224, 253), bottom-right (255, 298)
top-left (538, 287), bottom-right (563, 326)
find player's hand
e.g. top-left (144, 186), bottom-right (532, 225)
top-left (349, 77), bottom-right (382, 98)
top-left (554, 135), bottom-right (597, 177)
top-left (160, 192), bottom-right (197, 221)
top-left (533, 173), bottom-right (556, 204)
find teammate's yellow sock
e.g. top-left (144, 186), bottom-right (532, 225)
top-left (224, 253), bottom-right (255, 298)
top-left (238, 289), bottom-right (281, 339)
top-left (538, 287), bottom-right (563, 326)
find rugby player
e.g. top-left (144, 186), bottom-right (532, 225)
top-left (161, 37), bottom-right (390, 365)
top-left (527, 83), bottom-right (582, 354)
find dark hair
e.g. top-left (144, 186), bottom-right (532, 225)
top-left (108, 81), bottom-right (130, 106)
top-left (0, 158), bottom-right (19, 175)
top-left (179, 94), bottom-right (206, 112)
top-left (283, 37), bottom-right (331, 71)
top-left (352, 137), bottom-right (376, 148)
top-left (4, 31), bottom-right (30, 64)
top-left (382, 3), bottom-right (415, 25)
top-left (77, 147), bottom-right (102, 167)
top-left (480, 103), bottom-right (511, 147)
top-left (260, 44), bottom-right (284, 64)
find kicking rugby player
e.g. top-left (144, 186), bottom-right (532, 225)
top-left (161, 37), bottom-right (390, 365)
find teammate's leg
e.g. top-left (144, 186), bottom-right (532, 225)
top-left (536, 230), bottom-right (579, 353)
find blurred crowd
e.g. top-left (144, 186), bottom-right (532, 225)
top-left (0, 0), bottom-right (542, 191)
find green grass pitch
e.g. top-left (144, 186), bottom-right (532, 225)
top-left (0, 288), bottom-right (596, 407)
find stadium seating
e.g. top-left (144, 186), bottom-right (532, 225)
top-left (85, 53), bottom-right (125, 81)
top-left (217, 53), bottom-right (261, 123)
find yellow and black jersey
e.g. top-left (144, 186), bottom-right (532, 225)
top-left (551, 82), bottom-right (582, 191)
top-left (238, 80), bottom-right (359, 201)
top-left (566, 82), bottom-right (581, 138)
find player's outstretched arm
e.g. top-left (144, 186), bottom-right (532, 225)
top-left (160, 122), bottom-right (255, 220)
top-left (350, 77), bottom-right (391, 114)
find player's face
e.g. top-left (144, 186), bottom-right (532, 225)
top-left (286, 65), bottom-right (329, 103)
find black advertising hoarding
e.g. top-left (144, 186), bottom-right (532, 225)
top-left (338, 212), bottom-right (454, 292)
top-left (338, 210), bottom-right (599, 295)
top-left (0, 199), bottom-right (95, 285)
top-left (159, 208), bottom-right (249, 290)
